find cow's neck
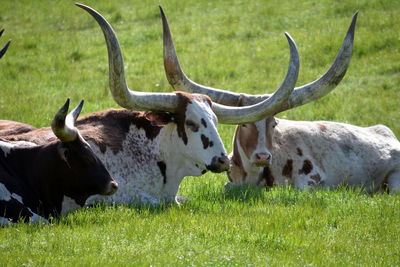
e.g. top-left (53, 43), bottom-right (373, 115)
top-left (5, 144), bottom-right (65, 217)
top-left (157, 123), bottom-right (197, 201)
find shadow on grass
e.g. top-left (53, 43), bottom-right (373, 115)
top-left (222, 185), bottom-right (267, 203)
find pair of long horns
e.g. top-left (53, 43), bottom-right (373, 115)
top-left (52, 99), bottom-right (84, 142)
top-left (76, 3), bottom-right (356, 124)
top-left (76, 3), bottom-right (299, 124)
top-left (0, 29), bottom-right (11, 59)
top-left (162, 8), bottom-right (358, 112)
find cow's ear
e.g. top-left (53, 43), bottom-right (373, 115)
top-left (145, 112), bottom-right (175, 126)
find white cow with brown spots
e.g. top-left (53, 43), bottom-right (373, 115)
top-left (0, 4), bottom-right (301, 204)
top-left (228, 118), bottom-right (400, 193)
top-left (160, 11), bottom-right (400, 193)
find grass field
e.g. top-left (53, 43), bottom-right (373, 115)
top-left (1, 0), bottom-right (399, 265)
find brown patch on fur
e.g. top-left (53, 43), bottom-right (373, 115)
top-left (173, 92), bottom-right (212, 145)
top-left (296, 147), bottom-right (303, 156)
top-left (262, 166), bottom-right (275, 187)
top-left (282, 159), bottom-right (293, 179)
top-left (201, 118), bottom-right (207, 128)
top-left (0, 120), bottom-right (36, 136)
top-left (310, 173), bottom-right (321, 183)
top-left (317, 123), bottom-right (327, 131)
top-left (237, 124), bottom-right (258, 159)
top-left (77, 109), bottom-right (164, 154)
top-left (1, 127), bottom-right (56, 144)
top-left (201, 134), bottom-right (210, 149)
top-left (299, 159), bottom-right (313, 175)
top-left (1, 109), bottom-right (168, 155)
top-left (228, 136), bottom-right (247, 182)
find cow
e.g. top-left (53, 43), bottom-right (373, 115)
top-left (0, 3), bottom-right (301, 205)
top-left (225, 118), bottom-right (400, 193)
top-left (160, 9), bottom-right (399, 192)
top-left (0, 99), bottom-right (118, 225)
top-left (0, 29), bottom-right (11, 58)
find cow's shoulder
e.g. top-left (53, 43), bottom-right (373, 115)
top-left (76, 109), bottom-right (164, 154)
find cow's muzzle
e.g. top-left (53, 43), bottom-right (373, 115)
top-left (104, 180), bottom-right (119, 195)
top-left (252, 152), bottom-right (272, 167)
top-left (206, 155), bottom-right (230, 173)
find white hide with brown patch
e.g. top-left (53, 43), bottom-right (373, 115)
top-left (86, 96), bottom-right (228, 204)
top-left (227, 118), bottom-right (400, 193)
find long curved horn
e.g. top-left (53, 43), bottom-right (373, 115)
top-left (161, 6), bottom-right (299, 124)
top-left (52, 99), bottom-right (84, 142)
top-left (76, 3), bottom-right (179, 113)
top-left (0, 29), bottom-right (11, 59)
top-left (163, 8), bottom-right (358, 110)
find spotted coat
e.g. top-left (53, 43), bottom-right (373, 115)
top-left (1, 93), bottom-right (230, 204)
top-left (227, 118), bottom-right (400, 193)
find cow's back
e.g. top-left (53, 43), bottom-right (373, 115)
top-left (270, 119), bottom-right (400, 191)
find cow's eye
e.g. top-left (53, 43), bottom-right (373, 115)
top-left (186, 120), bottom-right (199, 132)
top-left (63, 149), bottom-right (69, 159)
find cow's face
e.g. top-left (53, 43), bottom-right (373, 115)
top-left (238, 116), bottom-right (277, 167)
top-left (227, 116), bottom-right (277, 187)
top-left (58, 134), bottom-right (118, 205)
top-left (171, 93), bottom-right (230, 175)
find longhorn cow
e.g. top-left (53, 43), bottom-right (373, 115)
top-left (0, 100), bottom-right (118, 225)
top-left (161, 11), bottom-right (397, 192)
top-left (0, 29), bottom-right (11, 58)
top-left (0, 4), bottom-right (301, 204)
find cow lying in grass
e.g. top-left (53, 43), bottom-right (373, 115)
top-left (226, 117), bottom-right (400, 193)
top-left (161, 10), bottom-right (400, 193)
top-left (0, 4), bottom-right (302, 205)
top-left (0, 99), bottom-right (118, 225)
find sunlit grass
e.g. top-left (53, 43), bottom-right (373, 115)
top-left (0, 0), bottom-right (399, 265)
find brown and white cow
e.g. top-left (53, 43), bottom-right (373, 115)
top-left (0, 29), bottom-right (11, 59)
top-left (160, 10), bottom-right (398, 192)
top-left (0, 99), bottom-right (118, 225)
top-left (226, 118), bottom-right (400, 193)
top-left (0, 4), bottom-right (300, 205)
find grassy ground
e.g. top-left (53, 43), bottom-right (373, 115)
top-left (1, 0), bottom-right (399, 265)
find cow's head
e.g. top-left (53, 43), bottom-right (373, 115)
top-left (76, 4), bottom-right (299, 175)
top-left (0, 29), bottom-right (11, 59)
top-left (160, 8), bottom-right (358, 187)
top-left (51, 99), bottom-right (118, 205)
top-left (236, 116), bottom-right (277, 167)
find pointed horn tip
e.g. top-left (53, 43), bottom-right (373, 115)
top-left (347, 11), bottom-right (358, 34)
top-left (64, 98), bottom-right (71, 109)
top-left (284, 32), bottom-right (294, 42)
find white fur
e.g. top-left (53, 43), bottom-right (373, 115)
top-left (87, 99), bottom-right (227, 204)
top-left (0, 140), bottom-right (37, 157)
top-left (231, 119), bottom-right (400, 193)
top-left (61, 196), bottom-right (82, 215)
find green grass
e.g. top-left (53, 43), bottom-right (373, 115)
top-left (1, 0), bottom-right (399, 265)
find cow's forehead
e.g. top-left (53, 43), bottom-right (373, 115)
top-left (186, 97), bottom-right (217, 124)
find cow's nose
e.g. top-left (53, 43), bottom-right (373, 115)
top-left (207, 155), bottom-right (230, 173)
top-left (253, 152), bottom-right (272, 166)
top-left (106, 180), bottom-right (118, 195)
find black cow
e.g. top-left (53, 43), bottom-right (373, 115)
top-left (0, 99), bottom-right (118, 225)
